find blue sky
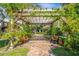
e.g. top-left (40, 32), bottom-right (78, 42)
top-left (37, 3), bottom-right (61, 9)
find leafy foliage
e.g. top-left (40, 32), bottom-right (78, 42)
top-left (0, 3), bottom-right (35, 18)
top-left (52, 47), bottom-right (79, 56)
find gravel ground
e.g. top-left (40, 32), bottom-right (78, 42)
top-left (21, 40), bottom-right (52, 56)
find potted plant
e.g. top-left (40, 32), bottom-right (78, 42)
top-left (17, 24), bottom-right (31, 44)
top-left (58, 35), bottom-right (66, 45)
top-left (50, 27), bottom-right (60, 44)
top-left (20, 35), bottom-right (29, 44)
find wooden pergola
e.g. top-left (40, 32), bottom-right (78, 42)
top-left (14, 9), bottom-right (60, 34)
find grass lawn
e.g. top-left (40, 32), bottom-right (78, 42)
top-left (0, 47), bottom-right (29, 56)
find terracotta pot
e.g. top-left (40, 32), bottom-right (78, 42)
top-left (51, 35), bottom-right (59, 40)
top-left (59, 39), bottom-right (64, 45)
top-left (20, 36), bottom-right (29, 44)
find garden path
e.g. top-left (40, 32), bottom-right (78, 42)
top-left (21, 40), bottom-right (52, 56)
top-left (20, 34), bottom-right (60, 56)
